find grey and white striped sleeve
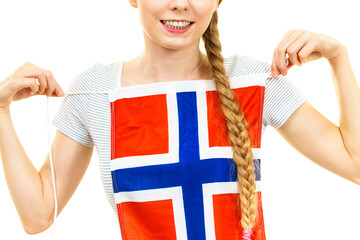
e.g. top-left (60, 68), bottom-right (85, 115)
top-left (263, 73), bottom-right (307, 130)
top-left (51, 64), bottom-right (98, 147)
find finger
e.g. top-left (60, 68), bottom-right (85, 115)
top-left (50, 91), bottom-right (62, 97)
top-left (16, 66), bottom-right (47, 94)
top-left (53, 82), bottom-right (64, 97)
top-left (35, 71), bottom-right (47, 94)
top-left (298, 40), bottom-right (321, 63)
top-left (272, 30), bottom-right (298, 78)
top-left (35, 70), bottom-right (47, 94)
top-left (42, 70), bottom-right (57, 97)
top-left (271, 50), bottom-right (282, 78)
top-left (49, 83), bottom-right (65, 97)
top-left (27, 78), bottom-right (39, 95)
top-left (285, 57), bottom-right (294, 71)
top-left (19, 64), bottom-right (51, 95)
top-left (43, 70), bottom-right (65, 97)
top-left (272, 30), bottom-right (293, 77)
top-left (275, 30), bottom-right (305, 76)
top-left (276, 29), bottom-right (297, 49)
top-left (273, 53), bottom-right (294, 78)
top-left (53, 78), bottom-right (65, 96)
top-left (287, 32), bottom-right (310, 66)
top-left (18, 65), bottom-right (63, 97)
top-left (56, 84), bottom-right (65, 97)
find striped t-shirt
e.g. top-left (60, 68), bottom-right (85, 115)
top-left (52, 53), bottom-right (307, 216)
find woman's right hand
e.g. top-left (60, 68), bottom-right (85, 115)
top-left (0, 62), bottom-right (65, 110)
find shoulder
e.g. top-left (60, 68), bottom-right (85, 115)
top-left (67, 61), bottom-right (123, 93)
top-left (93, 61), bottom-right (123, 90)
top-left (65, 63), bottom-right (98, 93)
top-left (224, 53), bottom-right (271, 78)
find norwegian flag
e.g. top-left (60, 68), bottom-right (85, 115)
top-left (109, 75), bottom-right (267, 240)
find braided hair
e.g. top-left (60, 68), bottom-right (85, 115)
top-left (201, 1), bottom-right (258, 238)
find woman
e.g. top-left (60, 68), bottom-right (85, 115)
top-left (0, 0), bottom-right (359, 239)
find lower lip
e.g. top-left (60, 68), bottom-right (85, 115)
top-left (160, 21), bottom-right (193, 33)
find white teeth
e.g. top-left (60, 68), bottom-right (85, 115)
top-left (162, 20), bottom-right (191, 29)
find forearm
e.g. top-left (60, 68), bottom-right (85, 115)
top-left (0, 107), bottom-right (49, 233)
top-left (328, 47), bottom-right (360, 163)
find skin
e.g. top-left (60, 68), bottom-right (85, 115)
top-left (123, 0), bottom-right (219, 86)
top-left (272, 30), bottom-right (360, 185)
top-left (0, 0), bottom-right (359, 236)
top-left (0, 0), bottom-right (220, 235)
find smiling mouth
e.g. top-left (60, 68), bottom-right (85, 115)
top-left (160, 20), bottom-right (194, 28)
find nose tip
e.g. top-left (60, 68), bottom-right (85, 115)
top-left (169, 0), bottom-right (189, 11)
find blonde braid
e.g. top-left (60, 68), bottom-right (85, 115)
top-left (201, 8), bottom-right (258, 237)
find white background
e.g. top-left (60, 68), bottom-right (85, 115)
top-left (0, 0), bottom-right (359, 239)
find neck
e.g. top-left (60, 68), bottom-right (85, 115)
top-left (133, 35), bottom-right (212, 83)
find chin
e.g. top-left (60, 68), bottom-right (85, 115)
top-left (159, 39), bottom-right (190, 50)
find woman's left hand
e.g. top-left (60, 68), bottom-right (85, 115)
top-left (271, 29), bottom-right (346, 78)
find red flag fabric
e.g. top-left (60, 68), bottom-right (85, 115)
top-left (108, 74), bottom-right (268, 240)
